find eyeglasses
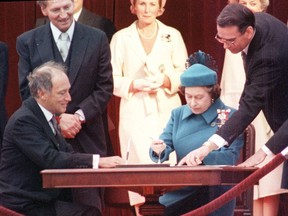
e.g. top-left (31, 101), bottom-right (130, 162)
top-left (215, 34), bottom-right (238, 47)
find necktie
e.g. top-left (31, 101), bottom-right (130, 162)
top-left (50, 116), bottom-right (61, 136)
top-left (241, 51), bottom-right (247, 70)
top-left (58, 32), bottom-right (69, 61)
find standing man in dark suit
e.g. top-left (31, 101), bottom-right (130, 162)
top-left (0, 61), bottom-right (123, 216)
top-left (0, 42), bottom-right (8, 147)
top-left (179, 4), bottom-right (288, 189)
top-left (35, 0), bottom-right (116, 156)
top-left (17, 0), bottom-right (113, 213)
top-left (35, 0), bottom-right (116, 42)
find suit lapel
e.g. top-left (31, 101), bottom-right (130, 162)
top-left (69, 23), bottom-right (88, 86)
top-left (24, 98), bottom-right (62, 150)
top-left (35, 24), bottom-right (55, 63)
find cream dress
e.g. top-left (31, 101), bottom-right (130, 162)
top-left (111, 20), bottom-right (187, 165)
top-left (110, 20), bottom-right (188, 205)
top-left (221, 50), bottom-right (288, 199)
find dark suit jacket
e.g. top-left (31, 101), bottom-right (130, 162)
top-left (216, 13), bottom-right (288, 188)
top-left (35, 8), bottom-right (116, 156)
top-left (0, 42), bottom-right (8, 144)
top-left (17, 22), bottom-right (113, 157)
top-left (0, 97), bottom-right (93, 213)
top-left (17, 22), bottom-right (113, 209)
top-left (35, 7), bottom-right (116, 42)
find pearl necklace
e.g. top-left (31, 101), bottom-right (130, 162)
top-left (137, 22), bottom-right (158, 40)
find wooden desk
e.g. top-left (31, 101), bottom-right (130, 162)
top-left (41, 166), bottom-right (257, 215)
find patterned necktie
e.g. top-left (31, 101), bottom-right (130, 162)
top-left (50, 116), bottom-right (63, 150)
top-left (50, 116), bottom-right (61, 136)
top-left (58, 32), bottom-right (69, 61)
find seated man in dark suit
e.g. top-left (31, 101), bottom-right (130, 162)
top-left (0, 41), bottom-right (8, 146)
top-left (0, 61), bottom-right (124, 216)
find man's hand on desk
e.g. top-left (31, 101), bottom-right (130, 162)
top-left (99, 156), bottom-right (125, 168)
top-left (178, 146), bottom-right (211, 166)
top-left (59, 113), bottom-right (82, 138)
top-left (238, 149), bottom-right (267, 167)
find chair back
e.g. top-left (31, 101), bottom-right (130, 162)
top-left (235, 124), bottom-right (256, 216)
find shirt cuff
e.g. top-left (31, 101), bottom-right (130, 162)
top-left (281, 146), bottom-right (288, 157)
top-left (75, 109), bottom-right (85, 122)
top-left (92, 154), bottom-right (100, 169)
top-left (262, 145), bottom-right (274, 156)
top-left (208, 134), bottom-right (228, 149)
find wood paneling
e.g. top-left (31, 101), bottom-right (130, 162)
top-left (0, 1), bottom-right (287, 215)
top-left (1, 0), bottom-right (287, 124)
top-left (0, 1), bottom-right (37, 117)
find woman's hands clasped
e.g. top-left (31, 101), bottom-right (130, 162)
top-left (131, 74), bottom-right (165, 93)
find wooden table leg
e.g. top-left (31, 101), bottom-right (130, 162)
top-left (139, 194), bottom-right (165, 216)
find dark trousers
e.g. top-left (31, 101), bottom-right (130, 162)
top-left (24, 200), bottom-right (101, 216)
top-left (162, 186), bottom-right (235, 216)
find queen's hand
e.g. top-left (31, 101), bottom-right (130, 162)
top-left (151, 139), bottom-right (167, 164)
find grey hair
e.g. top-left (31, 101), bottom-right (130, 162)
top-left (37, 0), bottom-right (50, 8)
top-left (228, 0), bottom-right (269, 11)
top-left (37, 0), bottom-right (74, 8)
top-left (260, 0), bottom-right (270, 10)
top-left (28, 61), bottom-right (67, 98)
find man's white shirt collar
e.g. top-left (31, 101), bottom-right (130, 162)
top-left (50, 20), bottom-right (75, 45)
top-left (37, 103), bottom-right (53, 122)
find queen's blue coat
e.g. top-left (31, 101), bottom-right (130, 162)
top-left (149, 98), bottom-right (244, 215)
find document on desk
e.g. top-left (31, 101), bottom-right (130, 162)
top-left (116, 164), bottom-right (170, 168)
top-left (204, 165), bottom-right (233, 167)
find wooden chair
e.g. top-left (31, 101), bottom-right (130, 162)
top-left (234, 124), bottom-right (256, 216)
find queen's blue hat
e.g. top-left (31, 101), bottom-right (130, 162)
top-left (180, 63), bottom-right (217, 87)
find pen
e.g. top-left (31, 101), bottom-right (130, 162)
top-left (150, 136), bottom-right (163, 144)
top-left (125, 138), bottom-right (131, 164)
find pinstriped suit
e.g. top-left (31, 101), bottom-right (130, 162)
top-left (216, 12), bottom-right (288, 189)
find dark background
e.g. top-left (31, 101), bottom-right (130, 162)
top-left (0, 1), bottom-right (287, 215)
top-left (0, 0), bottom-right (287, 155)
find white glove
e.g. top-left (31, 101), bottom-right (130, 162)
top-left (146, 73), bottom-right (165, 89)
top-left (132, 78), bottom-right (153, 92)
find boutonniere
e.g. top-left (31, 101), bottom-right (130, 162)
top-left (216, 109), bottom-right (231, 128)
top-left (161, 34), bottom-right (171, 42)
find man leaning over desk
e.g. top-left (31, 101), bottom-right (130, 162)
top-left (0, 61), bottom-right (124, 216)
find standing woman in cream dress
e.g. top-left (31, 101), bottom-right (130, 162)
top-left (110, 0), bottom-right (187, 166)
top-left (221, 1), bottom-right (288, 216)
